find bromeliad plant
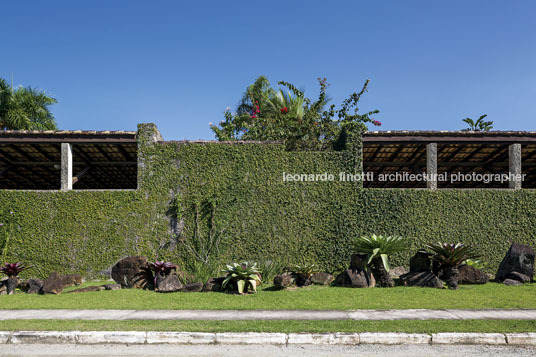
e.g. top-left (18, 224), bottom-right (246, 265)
top-left (222, 262), bottom-right (262, 294)
top-left (425, 242), bottom-right (479, 290)
top-left (0, 262), bottom-right (30, 277)
top-left (353, 234), bottom-right (405, 287)
top-left (149, 261), bottom-right (178, 288)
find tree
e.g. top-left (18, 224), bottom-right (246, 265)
top-left (461, 114), bottom-right (493, 131)
top-left (210, 76), bottom-right (381, 150)
top-left (0, 78), bottom-right (58, 130)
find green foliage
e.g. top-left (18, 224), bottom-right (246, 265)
top-left (353, 234), bottom-right (405, 272)
top-left (463, 259), bottom-right (486, 270)
top-left (462, 114), bottom-right (493, 131)
top-left (255, 260), bottom-right (285, 284)
top-left (1, 124), bottom-right (536, 281)
top-left (291, 263), bottom-right (318, 279)
top-left (426, 243), bottom-right (480, 268)
top-left (210, 76), bottom-right (380, 150)
top-left (0, 78), bottom-right (58, 130)
top-left (222, 262), bottom-right (262, 294)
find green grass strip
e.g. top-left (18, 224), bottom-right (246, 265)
top-left (0, 320), bottom-right (535, 333)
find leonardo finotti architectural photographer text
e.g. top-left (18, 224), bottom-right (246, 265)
top-left (282, 172), bottom-right (526, 184)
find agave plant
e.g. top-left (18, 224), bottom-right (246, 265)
top-left (0, 262), bottom-right (30, 277)
top-left (353, 234), bottom-right (405, 287)
top-left (425, 242), bottom-right (479, 289)
top-left (222, 262), bottom-right (262, 294)
top-left (291, 263), bottom-right (318, 287)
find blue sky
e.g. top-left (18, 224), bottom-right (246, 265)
top-left (2, 1), bottom-right (535, 140)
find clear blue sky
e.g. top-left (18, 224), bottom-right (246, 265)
top-left (2, 1), bottom-right (535, 140)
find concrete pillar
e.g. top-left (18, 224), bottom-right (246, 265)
top-left (509, 143), bottom-right (522, 190)
top-left (426, 143), bottom-right (438, 190)
top-left (61, 143), bottom-right (73, 191)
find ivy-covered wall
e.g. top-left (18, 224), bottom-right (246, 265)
top-left (1, 123), bottom-right (535, 278)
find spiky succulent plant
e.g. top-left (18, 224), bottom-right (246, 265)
top-left (1, 262), bottom-right (30, 277)
top-left (222, 262), bottom-right (262, 294)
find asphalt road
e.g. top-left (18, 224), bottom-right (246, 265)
top-left (1, 344), bottom-right (535, 357)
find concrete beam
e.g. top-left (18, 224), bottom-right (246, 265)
top-left (426, 143), bottom-right (437, 190)
top-left (60, 143), bottom-right (72, 191)
top-left (509, 143), bottom-right (522, 189)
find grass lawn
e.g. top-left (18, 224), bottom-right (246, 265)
top-left (1, 281), bottom-right (536, 310)
top-left (0, 320), bottom-right (535, 333)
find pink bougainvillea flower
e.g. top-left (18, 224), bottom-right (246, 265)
top-left (280, 107), bottom-right (289, 114)
top-left (250, 114), bottom-right (257, 119)
top-left (372, 120), bottom-right (382, 126)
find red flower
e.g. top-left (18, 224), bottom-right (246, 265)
top-left (280, 107), bottom-right (289, 114)
top-left (372, 120), bottom-right (382, 126)
top-left (250, 114), bottom-right (257, 119)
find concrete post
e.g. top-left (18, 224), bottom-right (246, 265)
top-left (61, 143), bottom-right (73, 191)
top-left (426, 143), bottom-right (438, 190)
top-left (509, 143), bottom-right (522, 190)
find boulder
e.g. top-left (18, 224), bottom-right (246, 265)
top-left (389, 266), bottom-right (408, 279)
top-left (111, 256), bottom-right (152, 288)
top-left (504, 279), bottom-right (522, 286)
top-left (26, 279), bottom-right (43, 294)
top-left (350, 253), bottom-right (368, 270)
top-left (41, 272), bottom-right (64, 295)
top-left (496, 243), bottom-right (535, 283)
top-left (202, 277), bottom-right (224, 292)
top-left (335, 269), bottom-right (375, 288)
top-left (410, 250), bottom-right (433, 272)
top-left (180, 282), bottom-right (204, 292)
top-left (507, 271), bottom-right (531, 283)
top-left (399, 271), bottom-right (443, 288)
top-left (0, 279), bottom-right (6, 295)
top-left (103, 283), bottom-right (122, 290)
top-left (68, 286), bottom-right (104, 293)
top-left (458, 265), bottom-right (489, 285)
top-left (311, 272), bottom-right (334, 286)
top-left (61, 274), bottom-right (83, 288)
top-left (273, 272), bottom-right (295, 288)
top-left (155, 274), bottom-right (183, 293)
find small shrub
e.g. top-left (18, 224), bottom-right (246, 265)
top-left (353, 234), bottom-right (405, 287)
top-left (222, 262), bottom-right (262, 294)
top-left (425, 242), bottom-right (479, 290)
top-left (291, 263), bottom-right (318, 286)
top-left (149, 261), bottom-right (178, 287)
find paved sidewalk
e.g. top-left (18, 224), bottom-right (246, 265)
top-left (1, 309), bottom-right (536, 320)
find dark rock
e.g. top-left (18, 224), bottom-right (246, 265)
top-left (18, 280), bottom-right (29, 292)
top-left (496, 243), bottom-right (535, 282)
top-left (61, 274), bottom-right (83, 288)
top-left (180, 282), bottom-right (204, 292)
top-left (111, 256), bottom-right (152, 288)
top-left (155, 274), bottom-right (183, 293)
top-left (26, 279), bottom-right (43, 294)
top-left (6, 276), bottom-right (19, 295)
top-left (458, 265), bottom-right (489, 285)
top-left (389, 266), bottom-right (408, 278)
top-left (503, 279), bottom-right (522, 286)
top-left (410, 250), bottom-right (433, 272)
top-left (202, 277), bottom-right (224, 292)
top-left (507, 271), bottom-right (531, 283)
top-left (273, 272), bottom-right (295, 288)
top-left (103, 283), bottom-right (122, 290)
top-left (349, 254), bottom-right (368, 270)
top-left (335, 269), bottom-right (375, 288)
top-left (41, 272), bottom-right (64, 295)
top-left (311, 272), bottom-right (334, 286)
top-left (399, 271), bottom-right (443, 288)
top-left (295, 275), bottom-right (312, 287)
top-left (68, 286), bottom-right (104, 293)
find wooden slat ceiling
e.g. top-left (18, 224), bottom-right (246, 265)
top-left (0, 136), bottom-right (137, 190)
top-left (364, 143), bottom-right (536, 189)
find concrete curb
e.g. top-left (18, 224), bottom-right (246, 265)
top-left (0, 331), bottom-right (535, 346)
